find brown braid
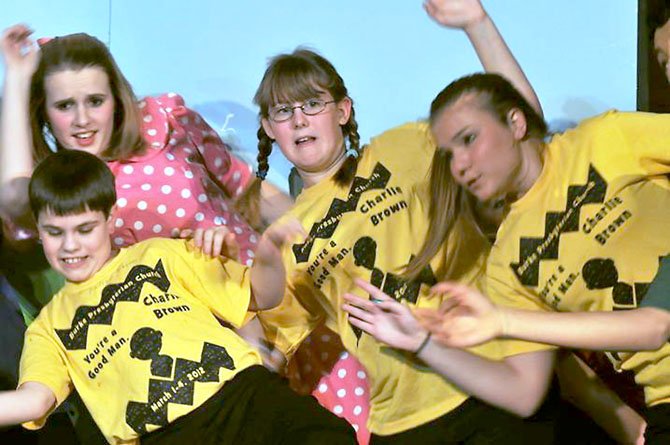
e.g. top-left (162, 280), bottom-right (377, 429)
top-left (333, 105), bottom-right (361, 185)
top-left (256, 125), bottom-right (274, 181)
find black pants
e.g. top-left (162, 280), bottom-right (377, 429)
top-left (370, 391), bottom-right (558, 445)
top-left (141, 365), bottom-right (356, 445)
top-left (645, 403), bottom-right (670, 445)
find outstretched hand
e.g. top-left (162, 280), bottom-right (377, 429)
top-left (342, 278), bottom-right (428, 352)
top-left (414, 281), bottom-right (504, 348)
top-left (0, 24), bottom-right (40, 77)
top-left (254, 217), bottom-right (306, 266)
top-left (423, 0), bottom-right (487, 31)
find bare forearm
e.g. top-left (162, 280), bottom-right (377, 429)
top-left (556, 352), bottom-right (645, 445)
top-left (503, 307), bottom-right (670, 351)
top-left (466, 14), bottom-right (543, 116)
top-left (1, 69), bottom-right (35, 191)
top-left (249, 257), bottom-right (286, 311)
top-left (0, 382), bottom-right (55, 426)
top-left (417, 339), bottom-right (554, 417)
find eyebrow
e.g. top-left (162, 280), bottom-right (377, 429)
top-left (40, 220), bottom-right (100, 230)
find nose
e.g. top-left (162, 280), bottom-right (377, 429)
top-left (62, 232), bottom-right (80, 252)
top-left (290, 107), bottom-right (308, 128)
top-left (450, 149), bottom-right (471, 180)
top-left (74, 103), bottom-right (90, 127)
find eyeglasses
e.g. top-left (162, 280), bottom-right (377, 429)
top-left (269, 99), bottom-right (336, 122)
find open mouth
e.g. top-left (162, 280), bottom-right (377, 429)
top-left (295, 136), bottom-right (315, 146)
top-left (62, 256), bottom-right (87, 266)
top-left (72, 131), bottom-right (97, 146)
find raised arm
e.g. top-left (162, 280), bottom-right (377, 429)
top-left (0, 381), bottom-right (55, 426)
top-left (0, 25), bottom-right (39, 214)
top-left (342, 279), bottom-right (554, 417)
top-left (424, 0), bottom-right (543, 116)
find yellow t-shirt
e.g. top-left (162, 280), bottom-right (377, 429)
top-left (19, 238), bottom-right (260, 444)
top-left (260, 122), bottom-right (540, 434)
top-left (487, 110), bottom-right (670, 407)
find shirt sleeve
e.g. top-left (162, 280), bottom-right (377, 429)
top-left (19, 316), bottom-right (72, 430)
top-left (174, 104), bottom-right (253, 199)
top-left (167, 240), bottom-right (252, 328)
top-left (609, 111), bottom-right (670, 176)
top-left (640, 255), bottom-right (670, 310)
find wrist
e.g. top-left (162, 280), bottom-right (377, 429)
top-left (497, 306), bottom-right (511, 338)
top-left (463, 12), bottom-right (492, 38)
top-left (413, 331), bottom-right (432, 357)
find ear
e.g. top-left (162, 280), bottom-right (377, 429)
top-left (106, 206), bottom-right (117, 232)
top-left (507, 108), bottom-right (528, 140)
top-left (261, 117), bottom-right (275, 140)
top-left (336, 97), bottom-right (352, 126)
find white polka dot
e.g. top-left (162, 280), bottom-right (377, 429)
top-left (152, 224), bottom-right (162, 234)
top-left (143, 115), bottom-right (153, 123)
top-left (353, 405), bottom-right (362, 416)
top-left (337, 369), bottom-right (347, 379)
top-left (161, 185), bottom-right (172, 194)
top-left (137, 200), bottom-right (147, 210)
top-left (138, 100), bottom-right (146, 109)
top-left (166, 153), bottom-right (175, 161)
top-left (165, 107), bottom-right (172, 113)
top-left (195, 212), bottom-right (205, 222)
top-left (184, 170), bottom-right (194, 179)
top-left (214, 216), bottom-right (223, 226)
top-left (249, 235), bottom-right (258, 244)
top-left (181, 189), bottom-right (191, 199)
top-left (245, 259), bottom-right (253, 267)
top-left (233, 171), bottom-right (241, 181)
top-left (318, 383), bottom-right (328, 394)
top-left (246, 249), bottom-right (255, 258)
top-left (234, 226), bottom-right (243, 235)
top-left (114, 237), bottom-right (124, 245)
top-left (354, 386), bottom-right (365, 396)
top-left (333, 405), bottom-right (343, 415)
top-left (167, 92), bottom-right (177, 98)
top-left (143, 165), bottom-right (154, 175)
top-left (122, 165), bottom-right (134, 174)
top-left (198, 194), bottom-right (207, 203)
top-left (233, 214), bottom-right (241, 222)
top-left (157, 204), bottom-right (167, 214)
top-left (321, 334), bottom-right (332, 343)
top-left (115, 218), bottom-right (124, 228)
top-left (357, 371), bottom-right (366, 379)
top-left (147, 128), bottom-right (157, 137)
top-left (184, 148), bottom-right (193, 155)
top-left (152, 141), bottom-right (162, 147)
top-left (337, 389), bottom-right (346, 398)
top-left (214, 157), bottom-right (223, 168)
top-left (117, 198), bottom-right (128, 208)
top-left (121, 184), bottom-right (131, 190)
top-left (141, 183), bottom-right (151, 191)
top-left (164, 167), bottom-right (175, 176)
top-left (169, 138), bottom-right (177, 146)
top-left (175, 208), bottom-right (185, 218)
top-left (236, 186), bottom-right (243, 195)
top-left (340, 351), bottom-right (349, 360)
top-left (134, 221), bottom-right (144, 230)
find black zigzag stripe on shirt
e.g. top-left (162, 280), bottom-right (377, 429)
top-left (125, 327), bottom-right (235, 434)
top-left (55, 260), bottom-right (170, 350)
top-left (292, 163), bottom-right (391, 263)
top-left (511, 165), bottom-right (607, 287)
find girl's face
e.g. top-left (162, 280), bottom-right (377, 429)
top-left (44, 66), bottom-right (116, 156)
top-left (262, 91), bottom-right (351, 187)
top-left (431, 93), bottom-right (525, 203)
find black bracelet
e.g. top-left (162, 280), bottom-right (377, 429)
top-left (414, 332), bottom-right (432, 356)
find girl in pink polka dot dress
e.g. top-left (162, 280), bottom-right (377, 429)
top-left (0, 28), bottom-right (292, 266)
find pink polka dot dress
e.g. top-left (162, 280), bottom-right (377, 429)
top-left (107, 93), bottom-right (259, 265)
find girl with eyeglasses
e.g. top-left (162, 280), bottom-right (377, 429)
top-left (235, 1), bottom-right (634, 443)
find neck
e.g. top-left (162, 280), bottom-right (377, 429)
top-left (507, 139), bottom-right (544, 202)
top-left (299, 146), bottom-right (349, 189)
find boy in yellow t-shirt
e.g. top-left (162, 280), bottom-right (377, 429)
top-left (0, 150), bottom-right (355, 445)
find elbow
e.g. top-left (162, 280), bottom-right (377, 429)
top-left (512, 397), bottom-right (543, 419)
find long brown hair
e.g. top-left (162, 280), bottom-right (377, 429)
top-left (236, 48), bottom-right (361, 228)
top-left (405, 73), bottom-right (548, 279)
top-left (30, 33), bottom-right (144, 162)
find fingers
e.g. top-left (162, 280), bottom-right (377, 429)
top-left (353, 278), bottom-right (393, 302)
top-left (342, 302), bottom-right (375, 324)
top-left (265, 217), bottom-right (306, 247)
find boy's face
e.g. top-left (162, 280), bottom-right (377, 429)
top-left (37, 208), bottom-right (115, 283)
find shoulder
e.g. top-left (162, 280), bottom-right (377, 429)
top-left (129, 237), bottom-right (189, 256)
top-left (367, 121), bottom-right (432, 151)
